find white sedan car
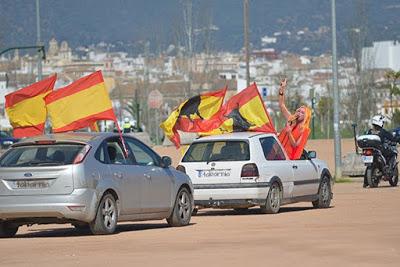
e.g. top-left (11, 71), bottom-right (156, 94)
top-left (177, 132), bottom-right (333, 214)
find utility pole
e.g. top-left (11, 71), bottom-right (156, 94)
top-left (183, 0), bottom-right (193, 97)
top-left (310, 88), bottom-right (316, 139)
top-left (36, 0), bottom-right (43, 81)
top-left (331, 0), bottom-right (342, 179)
top-left (243, 0), bottom-right (250, 87)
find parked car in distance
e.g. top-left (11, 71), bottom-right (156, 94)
top-left (177, 132), bottom-right (333, 214)
top-left (0, 131), bottom-right (19, 149)
top-left (0, 132), bottom-right (193, 237)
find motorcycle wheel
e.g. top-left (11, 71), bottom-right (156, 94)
top-left (389, 165), bottom-right (398, 187)
top-left (366, 166), bottom-right (379, 188)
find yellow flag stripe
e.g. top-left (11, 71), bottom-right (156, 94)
top-left (239, 97), bottom-right (269, 128)
top-left (5, 92), bottom-right (49, 127)
top-left (46, 83), bottom-right (112, 129)
top-left (198, 95), bottom-right (224, 119)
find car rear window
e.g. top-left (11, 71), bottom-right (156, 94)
top-left (182, 141), bottom-right (250, 162)
top-left (0, 144), bottom-right (85, 167)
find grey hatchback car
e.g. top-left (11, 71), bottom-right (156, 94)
top-left (0, 133), bottom-right (193, 237)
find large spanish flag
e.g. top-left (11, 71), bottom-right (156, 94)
top-left (5, 75), bottom-right (57, 138)
top-left (160, 87), bottom-right (227, 147)
top-left (200, 83), bottom-right (276, 135)
top-left (45, 71), bottom-right (116, 133)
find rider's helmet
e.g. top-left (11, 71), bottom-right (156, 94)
top-left (371, 115), bottom-right (385, 128)
top-left (124, 117), bottom-right (130, 123)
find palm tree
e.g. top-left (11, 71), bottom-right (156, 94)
top-left (384, 70), bottom-right (400, 116)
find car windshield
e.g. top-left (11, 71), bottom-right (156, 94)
top-left (0, 132), bottom-right (10, 138)
top-left (0, 144), bottom-right (85, 167)
top-left (182, 140), bottom-right (250, 162)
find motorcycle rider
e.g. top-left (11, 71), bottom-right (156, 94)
top-left (123, 118), bottom-right (134, 133)
top-left (364, 115), bottom-right (397, 187)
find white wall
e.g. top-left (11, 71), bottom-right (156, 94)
top-left (362, 41), bottom-right (400, 71)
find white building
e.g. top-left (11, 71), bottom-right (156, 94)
top-left (362, 40), bottom-right (400, 71)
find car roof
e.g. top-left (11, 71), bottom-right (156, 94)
top-left (14, 132), bottom-right (118, 146)
top-left (194, 132), bottom-right (276, 142)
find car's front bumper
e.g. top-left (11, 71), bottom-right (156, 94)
top-left (0, 188), bottom-right (99, 223)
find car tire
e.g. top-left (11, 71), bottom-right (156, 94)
top-left (89, 193), bottom-right (118, 235)
top-left (167, 187), bottom-right (192, 227)
top-left (389, 166), bottom-right (398, 187)
top-left (260, 182), bottom-right (281, 214)
top-left (0, 221), bottom-right (18, 238)
top-left (312, 176), bottom-right (332, 208)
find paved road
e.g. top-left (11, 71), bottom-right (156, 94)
top-left (0, 182), bottom-right (399, 267)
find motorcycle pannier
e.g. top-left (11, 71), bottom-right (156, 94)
top-left (357, 135), bottom-right (382, 149)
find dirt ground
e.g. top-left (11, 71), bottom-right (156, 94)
top-left (1, 182), bottom-right (399, 267)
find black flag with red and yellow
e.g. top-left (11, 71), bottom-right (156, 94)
top-left (199, 83), bottom-right (276, 135)
top-left (160, 87), bottom-right (227, 147)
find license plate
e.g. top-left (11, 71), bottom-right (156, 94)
top-left (14, 180), bottom-right (50, 189)
top-left (362, 155), bottom-right (373, 163)
top-left (196, 169), bottom-right (231, 178)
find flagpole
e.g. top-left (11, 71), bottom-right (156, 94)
top-left (243, 0), bottom-right (250, 87)
top-left (331, 0), bottom-right (342, 179)
top-left (36, 0), bottom-right (43, 81)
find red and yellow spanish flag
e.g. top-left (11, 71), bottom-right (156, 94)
top-left (160, 87), bottom-right (227, 147)
top-left (200, 83), bottom-right (276, 135)
top-left (5, 75), bottom-right (57, 138)
top-left (45, 71), bottom-right (116, 133)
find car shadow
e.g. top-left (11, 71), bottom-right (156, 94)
top-left (369, 185), bottom-right (398, 189)
top-left (13, 222), bottom-right (195, 239)
top-left (195, 206), bottom-right (319, 217)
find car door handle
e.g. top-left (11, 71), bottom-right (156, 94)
top-left (113, 172), bottom-right (123, 179)
top-left (292, 165), bottom-right (298, 169)
top-left (144, 173), bottom-right (151, 179)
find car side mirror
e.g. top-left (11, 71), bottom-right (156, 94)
top-left (307, 151), bottom-right (316, 159)
top-left (161, 156), bottom-right (172, 168)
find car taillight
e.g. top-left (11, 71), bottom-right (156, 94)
top-left (73, 144), bottom-right (91, 164)
top-left (176, 165), bottom-right (186, 173)
top-left (241, 163), bottom-right (259, 177)
top-left (363, 149), bottom-right (373, 156)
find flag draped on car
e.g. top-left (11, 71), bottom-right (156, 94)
top-left (278, 106), bottom-right (311, 160)
top-left (45, 71), bottom-right (117, 132)
top-left (200, 83), bottom-right (276, 136)
top-left (5, 75), bottom-right (57, 138)
top-left (160, 87), bottom-right (227, 147)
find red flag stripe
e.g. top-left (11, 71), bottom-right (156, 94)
top-left (45, 71), bottom-right (104, 104)
top-left (52, 108), bottom-right (116, 133)
top-left (13, 124), bottom-right (45, 138)
top-left (5, 75), bottom-right (56, 108)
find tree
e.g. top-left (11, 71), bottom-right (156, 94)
top-left (317, 96), bottom-right (333, 138)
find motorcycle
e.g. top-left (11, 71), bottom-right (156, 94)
top-left (357, 134), bottom-right (399, 187)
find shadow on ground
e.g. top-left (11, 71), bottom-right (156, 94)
top-left (13, 222), bottom-right (195, 239)
top-left (195, 206), bottom-right (326, 217)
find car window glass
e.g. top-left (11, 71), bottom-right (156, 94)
top-left (182, 141), bottom-right (250, 162)
top-left (0, 132), bottom-right (9, 138)
top-left (260, 137), bottom-right (286, 161)
top-left (126, 139), bottom-right (160, 166)
top-left (106, 140), bottom-right (132, 165)
top-left (0, 144), bottom-right (84, 167)
top-left (95, 144), bottom-right (106, 163)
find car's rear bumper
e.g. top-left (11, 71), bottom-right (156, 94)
top-left (0, 188), bottom-right (99, 223)
top-left (193, 182), bottom-right (269, 208)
